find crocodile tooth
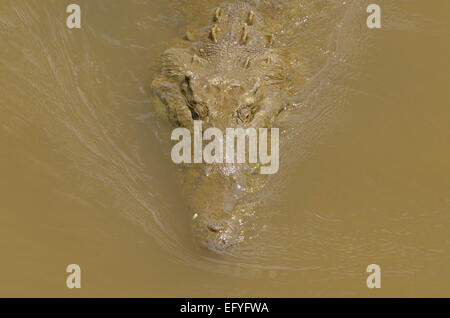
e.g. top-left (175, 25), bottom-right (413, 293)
top-left (248, 11), bottom-right (255, 25)
top-left (210, 25), bottom-right (218, 43)
top-left (214, 8), bottom-right (222, 22)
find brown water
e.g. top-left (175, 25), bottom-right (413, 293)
top-left (0, 0), bottom-right (449, 297)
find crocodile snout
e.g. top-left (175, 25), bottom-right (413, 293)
top-left (192, 213), bottom-right (243, 252)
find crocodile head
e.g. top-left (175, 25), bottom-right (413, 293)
top-left (152, 4), bottom-right (286, 252)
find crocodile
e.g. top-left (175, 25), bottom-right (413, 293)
top-left (152, 1), bottom-right (290, 252)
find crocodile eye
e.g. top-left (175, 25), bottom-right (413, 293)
top-left (181, 75), bottom-right (209, 119)
top-left (192, 102), bottom-right (208, 119)
top-left (236, 93), bottom-right (258, 123)
top-left (237, 103), bottom-right (257, 123)
top-left (237, 108), bottom-right (251, 122)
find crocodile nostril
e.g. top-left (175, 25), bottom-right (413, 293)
top-left (207, 223), bottom-right (224, 232)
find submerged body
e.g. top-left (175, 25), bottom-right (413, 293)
top-left (152, 1), bottom-right (291, 252)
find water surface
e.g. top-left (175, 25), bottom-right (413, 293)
top-left (0, 0), bottom-right (449, 296)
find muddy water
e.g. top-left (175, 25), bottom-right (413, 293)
top-left (0, 0), bottom-right (449, 297)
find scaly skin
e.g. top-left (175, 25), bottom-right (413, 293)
top-left (152, 1), bottom-right (288, 252)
